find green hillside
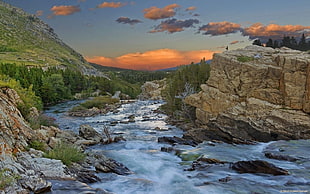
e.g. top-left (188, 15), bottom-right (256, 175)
top-left (0, 1), bottom-right (95, 73)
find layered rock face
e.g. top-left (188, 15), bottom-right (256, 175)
top-left (0, 87), bottom-right (34, 156)
top-left (185, 46), bottom-right (310, 142)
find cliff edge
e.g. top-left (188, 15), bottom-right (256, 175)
top-left (185, 45), bottom-right (310, 143)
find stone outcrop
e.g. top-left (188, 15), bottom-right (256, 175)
top-left (0, 87), bottom-right (34, 157)
top-left (185, 46), bottom-right (310, 142)
top-left (138, 79), bottom-right (166, 100)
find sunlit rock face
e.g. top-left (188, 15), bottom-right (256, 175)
top-left (138, 79), bottom-right (166, 100)
top-left (185, 45), bottom-right (310, 142)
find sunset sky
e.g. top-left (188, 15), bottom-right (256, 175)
top-left (4, 0), bottom-right (310, 70)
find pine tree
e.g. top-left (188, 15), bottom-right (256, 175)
top-left (266, 39), bottom-right (273, 48)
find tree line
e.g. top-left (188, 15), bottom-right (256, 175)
top-left (0, 63), bottom-right (143, 115)
top-left (161, 58), bottom-right (210, 122)
top-left (253, 34), bottom-right (310, 51)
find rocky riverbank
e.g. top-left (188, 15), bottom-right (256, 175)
top-left (0, 87), bottom-right (131, 193)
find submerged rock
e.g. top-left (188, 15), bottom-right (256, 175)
top-left (264, 152), bottom-right (298, 162)
top-left (232, 160), bottom-right (289, 175)
top-left (79, 124), bottom-right (103, 143)
top-left (158, 136), bottom-right (198, 146)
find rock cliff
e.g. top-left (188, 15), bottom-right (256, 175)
top-left (185, 46), bottom-right (310, 143)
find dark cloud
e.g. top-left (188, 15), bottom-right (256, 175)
top-left (199, 21), bottom-right (242, 36)
top-left (116, 17), bottom-right (142, 25)
top-left (149, 18), bottom-right (199, 33)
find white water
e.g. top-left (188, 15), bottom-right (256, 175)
top-left (45, 100), bottom-right (310, 194)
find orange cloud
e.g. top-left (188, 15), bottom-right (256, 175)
top-left (143, 4), bottom-right (180, 20)
top-left (86, 49), bottom-right (218, 71)
top-left (50, 5), bottom-right (80, 16)
top-left (242, 23), bottom-right (310, 39)
top-left (186, 6), bottom-right (196, 11)
top-left (199, 21), bottom-right (242, 35)
top-left (96, 2), bottom-right (125, 8)
top-left (36, 10), bottom-right (43, 17)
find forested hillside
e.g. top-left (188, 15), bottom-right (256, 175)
top-left (0, 1), bottom-right (96, 74)
top-left (161, 58), bottom-right (211, 122)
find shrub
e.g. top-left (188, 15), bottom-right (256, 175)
top-left (28, 114), bottom-right (58, 130)
top-left (237, 56), bottom-right (254, 62)
top-left (68, 105), bottom-right (87, 112)
top-left (0, 169), bottom-right (19, 190)
top-left (0, 75), bottom-right (43, 118)
top-left (28, 140), bottom-right (46, 152)
top-left (43, 142), bottom-right (85, 166)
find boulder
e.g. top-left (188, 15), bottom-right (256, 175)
top-left (185, 46), bottom-right (310, 143)
top-left (88, 151), bottom-right (133, 175)
top-left (79, 124), bottom-right (103, 143)
top-left (20, 177), bottom-right (52, 194)
top-left (138, 79), bottom-right (166, 100)
top-left (232, 160), bottom-right (289, 175)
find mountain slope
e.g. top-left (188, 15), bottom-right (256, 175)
top-left (0, 1), bottom-right (97, 75)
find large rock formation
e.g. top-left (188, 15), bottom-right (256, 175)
top-left (138, 79), bottom-right (166, 100)
top-left (185, 46), bottom-right (310, 142)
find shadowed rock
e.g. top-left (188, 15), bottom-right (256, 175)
top-left (232, 160), bottom-right (289, 175)
top-left (158, 136), bottom-right (198, 146)
top-left (264, 152), bottom-right (298, 162)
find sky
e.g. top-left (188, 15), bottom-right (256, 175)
top-left (3, 0), bottom-right (310, 70)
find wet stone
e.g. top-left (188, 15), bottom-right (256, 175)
top-left (232, 160), bottom-right (289, 175)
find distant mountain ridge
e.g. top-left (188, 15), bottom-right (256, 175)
top-left (0, 1), bottom-right (99, 75)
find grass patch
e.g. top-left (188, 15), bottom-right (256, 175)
top-left (237, 56), bottom-right (254, 63)
top-left (0, 169), bottom-right (19, 190)
top-left (43, 142), bottom-right (85, 166)
top-left (27, 140), bottom-right (46, 152)
top-left (69, 105), bottom-right (87, 112)
top-left (79, 96), bottom-right (119, 109)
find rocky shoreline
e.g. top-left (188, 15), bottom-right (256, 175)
top-left (0, 87), bottom-right (132, 193)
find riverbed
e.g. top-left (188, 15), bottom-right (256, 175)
top-left (45, 100), bottom-right (310, 194)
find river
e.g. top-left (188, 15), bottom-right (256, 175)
top-left (45, 100), bottom-right (310, 194)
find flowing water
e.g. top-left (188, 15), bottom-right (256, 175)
top-left (45, 100), bottom-right (310, 194)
